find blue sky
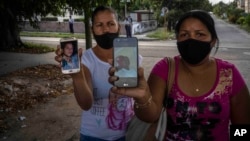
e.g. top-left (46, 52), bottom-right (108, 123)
top-left (209, 0), bottom-right (231, 5)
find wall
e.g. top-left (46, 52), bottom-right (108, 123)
top-left (20, 20), bottom-right (157, 35)
top-left (132, 20), bottom-right (157, 34)
top-left (20, 21), bottom-right (85, 33)
top-left (246, 0), bottom-right (250, 13)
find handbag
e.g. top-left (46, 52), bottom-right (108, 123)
top-left (126, 57), bottom-right (175, 141)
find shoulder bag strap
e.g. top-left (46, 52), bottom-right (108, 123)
top-left (166, 57), bottom-right (175, 94)
top-left (155, 57), bottom-right (175, 141)
top-left (163, 57), bottom-right (175, 106)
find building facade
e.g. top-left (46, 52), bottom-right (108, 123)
top-left (237, 0), bottom-right (250, 13)
top-left (246, 0), bottom-right (250, 13)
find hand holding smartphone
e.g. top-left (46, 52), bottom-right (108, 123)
top-left (60, 38), bottom-right (80, 74)
top-left (113, 37), bottom-right (138, 87)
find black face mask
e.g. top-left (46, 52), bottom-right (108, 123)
top-left (177, 39), bottom-right (212, 65)
top-left (93, 32), bottom-right (119, 49)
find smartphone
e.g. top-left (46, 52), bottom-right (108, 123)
top-left (113, 37), bottom-right (138, 87)
top-left (60, 38), bottom-right (80, 74)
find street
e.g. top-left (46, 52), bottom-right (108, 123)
top-left (1, 16), bottom-right (250, 88)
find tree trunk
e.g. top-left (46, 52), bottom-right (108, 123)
top-left (84, 7), bottom-right (92, 50)
top-left (167, 20), bottom-right (172, 31)
top-left (0, 8), bottom-right (23, 50)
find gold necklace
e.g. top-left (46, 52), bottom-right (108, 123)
top-left (181, 61), bottom-right (200, 93)
top-left (187, 72), bottom-right (200, 92)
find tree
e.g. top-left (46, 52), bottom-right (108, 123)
top-left (226, 1), bottom-right (244, 23)
top-left (213, 2), bottom-right (228, 18)
top-left (166, 0), bottom-right (212, 31)
top-left (0, 0), bottom-right (65, 50)
top-left (66, 0), bottom-right (115, 49)
top-left (0, 0), bottom-right (114, 50)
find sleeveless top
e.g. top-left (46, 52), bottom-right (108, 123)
top-left (151, 56), bottom-right (246, 141)
top-left (80, 49), bottom-right (134, 140)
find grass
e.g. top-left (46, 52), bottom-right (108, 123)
top-left (20, 31), bottom-right (85, 39)
top-left (240, 25), bottom-right (250, 33)
top-left (15, 28), bottom-right (174, 54)
top-left (6, 42), bottom-right (55, 54)
top-left (21, 29), bottom-right (175, 40)
top-left (19, 31), bottom-right (85, 54)
top-left (146, 28), bottom-right (175, 40)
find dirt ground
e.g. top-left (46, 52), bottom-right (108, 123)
top-left (0, 64), bottom-right (82, 141)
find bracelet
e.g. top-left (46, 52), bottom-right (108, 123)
top-left (134, 95), bottom-right (152, 109)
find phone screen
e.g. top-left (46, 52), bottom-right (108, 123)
top-left (60, 38), bottom-right (80, 74)
top-left (113, 37), bottom-right (138, 87)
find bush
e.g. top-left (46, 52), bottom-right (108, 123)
top-left (227, 8), bottom-right (245, 24)
top-left (245, 14), bottom-right (250, 27)
top-left (158, 16), bottom-right (165, 27)
top-left (228, 15), bottom-right (237, 24)
top-left (236, 17), bottom-right (245, 25)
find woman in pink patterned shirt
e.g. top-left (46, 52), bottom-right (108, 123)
top-left (109, 10), bottom-right (250, 141)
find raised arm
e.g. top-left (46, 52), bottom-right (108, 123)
top-left (134, 73), bottom-right (167, 122)
top-left (55, 46), bottom-right (94, 110)
top-left (71, 64), bottom-right (93, 110)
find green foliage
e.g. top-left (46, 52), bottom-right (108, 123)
top-left (228, 15), bottom-right (237, 23)
top-left (211, 2), bottom-right (250, 34)
top-left (236, 17), bottom-right (245, 25)
top-left (165, 0), bottom-right (212, 31)
top-left (0, 0), bottom-right (66, 49)
top-left (213, 2), bottom-right (227, 18)
top-left (245, 14), bottom-right (250, 27)
top-left (158, 16), bottom-right (165, 27)
top-left (1, 0), bottom-right (115, 49)
top-left (5, 0), bottom-right (213, 49)
top-left (213, 1), bottom-right (244, 23)
top-left (241, 25), bottom-right (250, 33)
top-left (167, 9), bottom-right (183, 22)
top-left (226, 4), bottom-right (244, 24)
top-left (65, 0), bottom-right (113, 49)
top-left (169, 0), bottom-right (212, 12)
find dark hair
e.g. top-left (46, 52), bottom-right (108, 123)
top-left (61, 41), bottom-right (78, 55)
top-left (91, 6), bottom-right (118, 24)
top-left (175, 10), bottom-right (219, 53)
